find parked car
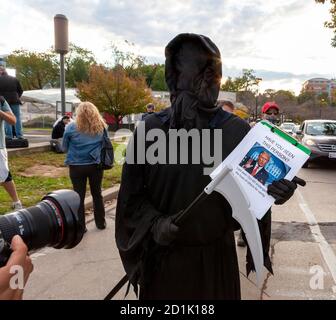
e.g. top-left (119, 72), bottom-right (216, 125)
top-left (295, 119), bottom-right (336, 167)
top-left (291, 124), bottom-right (300, 135)
top-left (280, 122), bottom-right (296, 135)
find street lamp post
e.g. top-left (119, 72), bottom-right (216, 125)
top-left (54, 14), bottom-right (69, 116)
top-left (320, 98), bottom-right (326, 119)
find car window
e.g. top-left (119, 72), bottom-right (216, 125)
top-left (306, 122), bottom-right (336, 136)
top-left (282, 123), bottom-right (295, 130)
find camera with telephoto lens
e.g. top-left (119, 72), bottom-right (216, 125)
top-left (0, 190), bottom-right (85, 267)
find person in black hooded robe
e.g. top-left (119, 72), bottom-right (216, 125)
top-left (115, 33), bottom-right (305, 300)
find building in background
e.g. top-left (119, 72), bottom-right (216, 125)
top-left (302, 78), bottom-right (336, 101)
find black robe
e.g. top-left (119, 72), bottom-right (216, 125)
top-left (115, 108), bottom-right (272, 300)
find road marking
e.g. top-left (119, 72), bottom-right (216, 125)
top-left (297, 189), bottom-right (336, 290)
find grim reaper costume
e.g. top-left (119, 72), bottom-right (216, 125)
top-left (115, 33), bottom-right (302, 299)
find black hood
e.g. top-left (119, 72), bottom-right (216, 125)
top-left (165, 33), bottom-right (222, 129)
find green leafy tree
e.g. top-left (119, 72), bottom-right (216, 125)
top-left (221, 77), bottom-right (241, 91)
top-left (109, 43), bottom-right (146, 79)
top-left (7, 49), bottom-right (58, 90)
top-left (240, 69), bottom-right (260, 92)
top-left (63, 43), bottom-right (96, 87)
top-left (138, 64), bottom-right (159, 87)
top-left (316, 0), bottom-right (336, 46)
top-left (221, 69), bottom-right (260, 93)
top-left (150, 65), bottom-right (168, 91)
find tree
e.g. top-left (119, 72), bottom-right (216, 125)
top-left (77, 65), bottom-right (153, 127)
top-left (221, 77), bottom-right (240, 91)
top-left (297, 90), bottom-right (315, 104)
top-left (316, 0), bottom-right (336, 47)
top-left (138, 64), bottom-right (159, 87)
top-left (274, 90), bottom-right (297, 106)
top-left (7, 44), bottom-right (97, 90)
top-left (264, 89), bottom-right (276, 99)
top-left (331, 88), bottom-right (336, 106)
top-left (236, 90), bottom-right (257, 115)
top-left (221, 69), bottom-right (260, 93)
top-left (63, 43), bottom-right (96, 87)
top-left (151, 65), bottom-right (168, 91)
top-left (109, 43), bottom-right (168, 91)
top-left (240, 69), bottom-right (260, 92)
top-left (109, 43), bottom-right (147, 79)
top-left (7, 49), bottom-right (58, 90)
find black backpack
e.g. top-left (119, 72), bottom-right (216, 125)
top-left (99, 129), bottom-right (114, 170)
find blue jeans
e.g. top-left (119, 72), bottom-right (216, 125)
top-left (5, 104), bottom-right (23, 138)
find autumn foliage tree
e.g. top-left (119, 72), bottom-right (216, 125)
top-left (77, 65), bottom-right (153, 126)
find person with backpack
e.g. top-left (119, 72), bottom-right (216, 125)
top-left (62, 102), bottom-right (109, 232)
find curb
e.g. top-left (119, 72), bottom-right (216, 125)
top-left (8, 143), bottom-right (50, 158)
top-left (84, 185), bottom-right (120, 224)
top-left (7, 134), bottom-right (131, 158)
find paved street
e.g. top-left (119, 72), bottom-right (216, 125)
top-left (24, 162), bottom-right (336, 300)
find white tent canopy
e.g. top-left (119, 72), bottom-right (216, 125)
top-left (22, 88), bottom-right (81, 107)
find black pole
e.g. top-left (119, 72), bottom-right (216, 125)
top-left (173, 191), bottom-right (208, 226)
top-left (255, 95), bottom-right (258, 121)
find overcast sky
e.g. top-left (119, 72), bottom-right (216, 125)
top-left (1, 0), bottom-right (335, 94)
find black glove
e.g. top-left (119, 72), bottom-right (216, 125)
top-left (152, 214), bottom-right (179, 246)
top-left (267, 176), bottom-right (306, 205)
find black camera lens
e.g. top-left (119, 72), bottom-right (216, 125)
top-left (0, 190), bottom-right (84, 252)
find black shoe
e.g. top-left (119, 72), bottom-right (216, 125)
top-left (96, 220), bottom-right (106, 230)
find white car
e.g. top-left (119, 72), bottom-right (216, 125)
top-left (280, 122), bottom-right (296, 135)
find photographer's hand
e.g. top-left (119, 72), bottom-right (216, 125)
top-left (0, 236), bottom-right (33, 300)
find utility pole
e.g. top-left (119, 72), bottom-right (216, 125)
top-left (54, 14), bottom-right (69, 116)
top-left (254, 77), bottom-right (262, 121)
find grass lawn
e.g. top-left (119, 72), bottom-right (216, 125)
top-left (0, 143), bottom-right (124, 215)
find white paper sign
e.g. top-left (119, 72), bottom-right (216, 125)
top-left (210, 121), bottom-right (310, 219)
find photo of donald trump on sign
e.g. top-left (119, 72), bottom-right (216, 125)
top-left (239, 142), bottom-right (291, 186)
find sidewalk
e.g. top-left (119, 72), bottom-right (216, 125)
top-left (25, 195), bottom-right (263, 300)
